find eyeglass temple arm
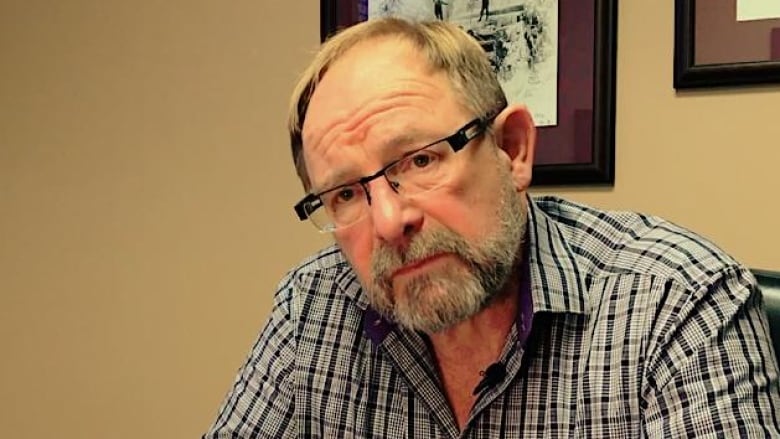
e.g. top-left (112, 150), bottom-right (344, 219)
top-left (294, 194), bottom-right (320, 221)
top-left (447, 118), bottom-right (489, 152)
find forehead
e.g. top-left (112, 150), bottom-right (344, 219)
top-left (305, 37), bottom-right (445, 131)
top-left (301, 38), bottom-right (468, 189)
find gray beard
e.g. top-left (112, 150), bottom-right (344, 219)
top-left (366, 179), bottom-right (526, 333)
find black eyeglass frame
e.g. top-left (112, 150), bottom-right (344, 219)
top-left (294, 113), bottom-right (499, 223)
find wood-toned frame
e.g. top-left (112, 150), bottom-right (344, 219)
top-left (674, 0), bottom-right (780, 89)
top-left (320, 0), bottom-right (617, 186)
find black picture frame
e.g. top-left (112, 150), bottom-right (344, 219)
top-left (674, 0), bottom-right (780, 89)
top-left (320, 0), bottom-right (617, 186)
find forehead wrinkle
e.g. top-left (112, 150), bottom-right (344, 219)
top-left (311, 85), bottom-right (440, 142)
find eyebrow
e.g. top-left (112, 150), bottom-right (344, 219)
top-left (314, 168), bottom-right (358, 194)
top-left (380, 129), bottom-right (448, 159)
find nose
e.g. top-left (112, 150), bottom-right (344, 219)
top-left (366, 179), bottom-right (423, 246)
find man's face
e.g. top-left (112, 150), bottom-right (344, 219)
top-left (301, 38), bottom-right (526, 333)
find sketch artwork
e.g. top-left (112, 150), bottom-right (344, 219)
top-left (368, 0), bottom-right (559, 127)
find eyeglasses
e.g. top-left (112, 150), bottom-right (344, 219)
top-left (294, 114), bottom-right (497, 232)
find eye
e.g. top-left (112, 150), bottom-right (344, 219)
top-left (404, 149), bottom-right (440, 170)
top-left (323, 183), bottom-right (366, 210)
top-left (334, 187), bottom-right (356, 204)
top-left (411, 152), bottom-right (434, 168)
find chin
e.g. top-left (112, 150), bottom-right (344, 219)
top-left (389, 270), bottom-right (488, 333)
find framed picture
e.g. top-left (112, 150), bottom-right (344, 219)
top-left (320, 0), bottom-right (617, 186)
top-left (674, 0), bottom-right (780, 89)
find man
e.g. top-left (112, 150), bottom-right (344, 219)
top-left (433, 0), bottom-right (447, 20)
top-left (204, 18), bottom-right (780, 437)
top-left (479, 0), bottom-right (489, 21)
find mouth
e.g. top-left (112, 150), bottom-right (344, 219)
top-left (390, 253), bottom-right (452, 280)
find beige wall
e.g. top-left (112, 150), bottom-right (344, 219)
top-left (0, 1), bottom-right (778, 438)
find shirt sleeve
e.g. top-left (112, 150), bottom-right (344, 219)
top-left (642, 266), bottom-right (780, 437)
top-left (202, 275), bottom-right (299, 439)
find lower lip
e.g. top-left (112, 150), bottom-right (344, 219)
top-left (391, 253), bottom-right (451, 279)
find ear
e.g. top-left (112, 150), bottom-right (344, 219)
top-left (492, 104), bottom-right (536, 191)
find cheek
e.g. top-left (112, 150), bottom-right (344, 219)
top-left (423, 195), bottom-right (493, 240)
top-left (426, 167), bottom-right (503, 238)
top-left (334, 227), bottom-right (375, 280)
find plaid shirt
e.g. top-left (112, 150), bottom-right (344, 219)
top-left (204, 196), bottom-right (780, 438)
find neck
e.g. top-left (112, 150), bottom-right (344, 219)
top-left (424, 283), bottom-right (519, 430)
top-left (426, 284), bottom-right (518, 365)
